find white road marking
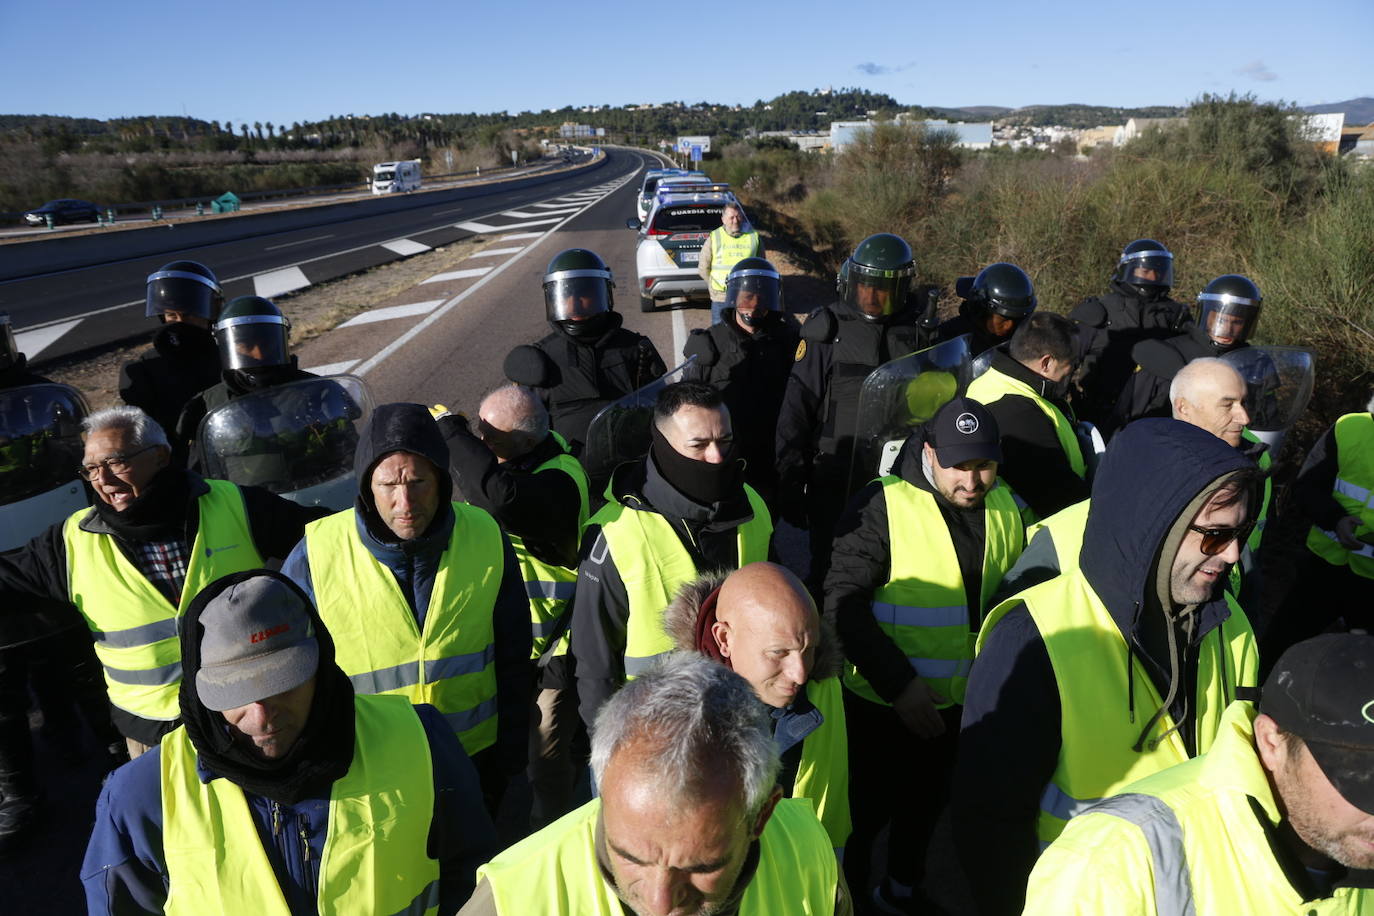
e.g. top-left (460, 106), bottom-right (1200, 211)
top-left (456, 216), bottom-right (563, 233)
top-left (471, 246), bottom-right (525, 258)
top-left (423, 267), bottom-right (491, 284)
top-left (498, 231), bottom-right (545, 240)
top-left (303, 359), bottom-right (359, 376)
top-left (15, 319), bottom-right (81, 359)
top-left (501, 208), bottom-right (579, 218)
top-left (265, 234), bottom-right (334, 251)
top-left (336, 299), bottom-right (445, 328)
top-left (531, 201), bottom-right (579, 209)
top-left (381, 239), bottom-right (432, 256)
top-left (254, 266), bottom-right (311, 298)
top-left (672, 308), bottom-right (688, 363)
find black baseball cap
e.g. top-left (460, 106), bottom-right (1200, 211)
top-left (926, 396), bottom-right (1001, 467)
top-left (1262, 633), bottom-right (1374, 814)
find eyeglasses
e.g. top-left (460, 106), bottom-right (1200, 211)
top-left (1187, 521), bottom-right (1256, 557)
top-left (78, 445), bottom-right (159, 481)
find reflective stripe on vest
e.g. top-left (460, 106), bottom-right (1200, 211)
top-left (792, 676), bottom-right (852, 851)
top-left (707, 227), bottom-right (761, 292)
top-left (65, 479), bottom-right (262, 721)
top-left (968, 366), bottom-right (1087, 478)
top-left (845, 478), bottom-right (1023, 707)
top-left (592, 484), bottom-right (772, 678)
top-left (513, 445), bottom-right (589, 660)
top-left (161, 694), bottom-right (438, 916)
top-left (306, 504), bottom-right (504, 755)
top-left (975, 572), bottom-right (1258, 847)
top-left (477, 796), bottom-right (837, 915)
top-left (1086, 794), bottom-right (1198, 916)
top-left (1306, 413), bottom-right (1374, 579)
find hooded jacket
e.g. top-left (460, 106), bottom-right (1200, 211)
top-left (953, 418), bottom-right (1259, 916)
top-left (80, 570), bottom-right (496, 916)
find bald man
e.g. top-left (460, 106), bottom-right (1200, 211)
top-left (440, 384), bottom-right (591, 828)
top-left (665, 562), bottom-right (851, 854)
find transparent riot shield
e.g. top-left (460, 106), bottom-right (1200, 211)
top-left (0, 383), bottom-right (89, 551)
top-left (581, 358), bottom-right (696, 494)
top-left (850, 335), bottom-right (974, 487)
top-left (1222, 346), bottom-right (1315, 455)
top-left (198, 375), bottom-right (373, 510)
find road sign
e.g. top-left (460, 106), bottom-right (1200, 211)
top-left (690, 145), bottom-right (702, 163)
top-left (676, 135), bottom-right (711, 154)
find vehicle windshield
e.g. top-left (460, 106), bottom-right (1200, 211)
top-left (375, 171), bottom-right (395, 181)
top-left (651, 206), bottom-right (724, 234)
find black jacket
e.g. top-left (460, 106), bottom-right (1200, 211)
top-left (1291, 414), bottom-right (1367, 534)
top-left (174, 362), bottom-right (321, 469)
top-left (933, 302), bottom-right (1011, 357)
top-left (953, 419), bottom-right (1257, 915)
top-left (0, 355), bottom-right (51, 390)
top-left (1109, 328), bottom-right (1250, 436)
top-left (119, 323), bottom-right (223, 466)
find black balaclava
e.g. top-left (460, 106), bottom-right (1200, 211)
top-left (649, 423), bottom-right (744, 506)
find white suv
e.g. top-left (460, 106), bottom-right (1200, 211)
top-left (627, 183), bottom-right (740, 312)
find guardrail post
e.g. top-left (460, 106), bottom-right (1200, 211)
top-left (45, 214), bottom-right (53, 229)
top-left (152, 205), bottom-right (162, 221)
top-left (196, 202), bottom-right (204, 217)
top-left (107, 208), bottom-right (115, 224)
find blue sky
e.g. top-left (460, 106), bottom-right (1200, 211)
top-left (1, 0), bottom-right (1368, 126)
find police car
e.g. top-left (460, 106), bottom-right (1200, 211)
top-left (634, 169), bottom-right (708, 224)
top-left (626, 181), bottom-right (740, 312)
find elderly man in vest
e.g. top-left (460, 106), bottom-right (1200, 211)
top-left (1024, 633), bottom-right (1374, 914)
top-left (955, 418), bottom-right (1262, 915)
top-left (967, 311), bottom-right (1090, 521)
top-left (664, 562), bottom-right (851, 855)
top-left (570, 381), bottom-right (772, 731)
top-left (440, 384), bottom-right (590, 828)
top-left (0, 406), bottom-right (323, 758)
top-left (826, 395), bottom-right (1025, 912)
top-left (281, 402), bottom-right (530, 812)
top-left (698, 202), bottom-right (764, 326)
top-left (82, 570), bottom-right (496, 915)
top-left (462, 652), bottom-right (850, 915)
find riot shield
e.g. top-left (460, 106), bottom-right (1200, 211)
top-left (198, 375), bottom-right (373, 510)
top-left (0, 383), bottom-right (89, 551)
top-left (1222, 346), bottom-right (1315, 454)
top-left (850, 335), bottom-right (974, 486)
top-left (581, 358), bottom-right (696, 493)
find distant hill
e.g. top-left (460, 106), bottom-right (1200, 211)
top-left (925, 106), bottom-right (1014, 121)
top-left (1303, 97), bottom-right (1374, 125)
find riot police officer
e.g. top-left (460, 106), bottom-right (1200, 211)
top-left (1071, 239), bottom-right (1190, 427)
top-left (118, 261), bottom-right (224, 466)
top-left (775, 233), bottom-right (932, 589)
top-left (934, 261), bottom-right (1039, 357)
top-left (503, 249), bottom-right (666, 454)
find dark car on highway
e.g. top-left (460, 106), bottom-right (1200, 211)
top-left (23, 199), bottom-right (101, 226)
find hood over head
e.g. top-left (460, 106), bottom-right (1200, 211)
top-left (354, 402), bottom-right (453, 538)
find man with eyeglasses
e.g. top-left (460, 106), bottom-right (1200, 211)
top-left (952, 418), bottom-right (1262, 916)
top-left (0, 406), bottom-right (325, 759)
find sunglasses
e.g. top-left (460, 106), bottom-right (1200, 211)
top-left (1187, 521), bottom-right (1256, 557)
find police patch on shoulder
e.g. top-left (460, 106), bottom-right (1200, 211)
top-left (794, 340), bottom-right (807, 362)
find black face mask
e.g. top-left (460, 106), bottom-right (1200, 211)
top-left (1130, 283), bottom-right (1168, 303)
top-left (558, 314), bottom-right (612, 339)
top-left (153, 321), bottom-right (214, 359)
top-left (650, 423), bottom-right (744, 506)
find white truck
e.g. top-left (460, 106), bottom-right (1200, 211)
top-left (371, 160), bottom-right (421, 194)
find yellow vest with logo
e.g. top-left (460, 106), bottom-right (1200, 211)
top-left (707, 227), bottom-right (761, 292)
top-left (976, 570), bottom-right (1258, 847)
top-left (968, 365), bottom-right (1087, 478)
top-left (514, 441), bottom-right (589, 660)
top-left (477, 796), bottom-right (837, 915)
top-left (161, 694), bottom-right (438, 916)
top-left (1305, 412), bottom-right (1374, 579)
top-left (792, 676), bottom-right (852, 851)
top-left (592, 484), bottom-right (772, 678)
top-left (65, 478), bottom-right (262, 722)
top-left (305, 504), bottom-right (504, 754)
top-left (845, 478), bottom-right (1024, 707)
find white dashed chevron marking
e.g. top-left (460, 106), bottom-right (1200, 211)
top-left (381, 239), bottom-right (432, 256)
top-left (14, 320), bottom-right (81, 360)
top-left (336, 299), bottom-right (446, 328)
top-left (423, 267), bottom-right (492, 284)
top-left (253, 266), bottom-right (311, 299)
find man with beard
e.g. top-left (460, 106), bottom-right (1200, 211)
top-left (569, 381), bottom-right (773, 731)
top-left (81, 570), bottom-right (496, 915)
top-left (1024, 634), bottom-right (1374, 914)
top-left (504, 249), bottom-right (666, 455)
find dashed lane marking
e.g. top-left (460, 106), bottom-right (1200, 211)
top-left (470, 246), bottom-right (525, 258)
top-left (265, 234), bottom-right (334, 251)
top-left (498, 231), bottom-right (545, 240)
top-left (303, 359), bottom-right (360, 376)
top-left (253, 266), bottom-right (311, 299)
top-left (335, 299), bottom-right (445, 328)
top-left (501, 207), bottom-right (580, 218)
top-left (422, 267), bottom-right (492, 284)
top-left (381, 239), bottom-right (432, 256)
top-left (455, 217), bottom-right (563, 233)
top-left (14, 319), bottom-right (81, 360)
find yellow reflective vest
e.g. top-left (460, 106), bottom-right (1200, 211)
top-left (514, 439), bottom-right (589, 660)
top-left (707, 227), bottom-right (762, 293)
top-left (1229, 427), bottom-right (1274, 594)
top-left (161, 694), bottom-right (439, 916)
top-left (845, 477), bottom-right (1024, 707)
top-left (976, 569), bottom-right (1258, 847)
top-left (305, 504), bottom-right (504, 754)
top-left (1024, 498), bottom-right (1091, 575)
top-left (65, 479), bottom-right (263, 722)
top-left (591, 484), bottom-right (772, 678)
top-left (1305, 412), bottom-right (1374, 580)
top-left (1025, 701), bottom-right (1373, 915)
top-left (476, 796), bottom-right (837, 915)
top-left (968, 365), bottom-right (1087, 479)
top-left (792, 676), bottom-right (852, 852)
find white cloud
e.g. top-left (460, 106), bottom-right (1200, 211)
top-left (1236, 60), bottom-right (1278, 82)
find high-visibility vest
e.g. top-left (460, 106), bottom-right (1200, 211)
top-left (591, 484), bottom-right (772, 678)
top-left (1024, 701), bottom-right (1373, 915)
top-left (845, 478), bottom-right (1024, 707)
top-left (65, 479), bottom-right (263, 722)
top-left (476, 796), bottom-right (837, 915)
top-left (1229, 428), bottom-right (1273, 594)
top-left (161, 694), bottom-right (439, 916)
top-left (513, 438), bottom-right (589, 660)
top-left (976, 569), bottom-right (1258, 848)
top-left (968, 365), bottom-right (1087, 479)
top-left (1024, 499), bottom-right (1091, 575)
top-left (707, 227), bottom-right (761, 292)
top-left (1305, 412), bottom-right (1374, 580)
top-left (792, 676), bottom-right (851, 851)
top-left (305, 504), bottom-right (504, 754)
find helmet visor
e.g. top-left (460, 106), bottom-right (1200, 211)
top-left (1117, 250), bottom-right (1174, 288)
top-left (145, 269), bottom-right (221, 320)
top-left (216, 316), bottom-right (290, 370)
top-left (1197, 297), bottom-right (1260, 347)
top-left (845, 265), bottom-right (910, 319)
top-left (725, 269), bottom-right (780, 319)
top-left (545, 272), bottom-right (612, 323)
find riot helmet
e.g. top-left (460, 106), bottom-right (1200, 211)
top-left (214, 296), bottom-right (291, 371)
top-left (1114, 239), bottom-right (1174, 298)
top-left (837, 233), bottom-right (916, 321)
top-left (0, 312), bottom-right (17, 373)
top-left (725, 257), bottom-right (781, 327)
top-left (543, 248), bottom-right (614, 337)
top-left (1196, 275), bottom-right (1261, 350)
top-left (145, 260), bottom-right (222, 324)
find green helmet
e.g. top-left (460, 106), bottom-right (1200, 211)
top-left (959, 262), bottom-right (1038, 320)
top-left (543, 248), bottom-right (614, 334)
top-left (214, 296), bottom-right (291, 371)
top-left (836, 233), bottom-right (916, 321)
